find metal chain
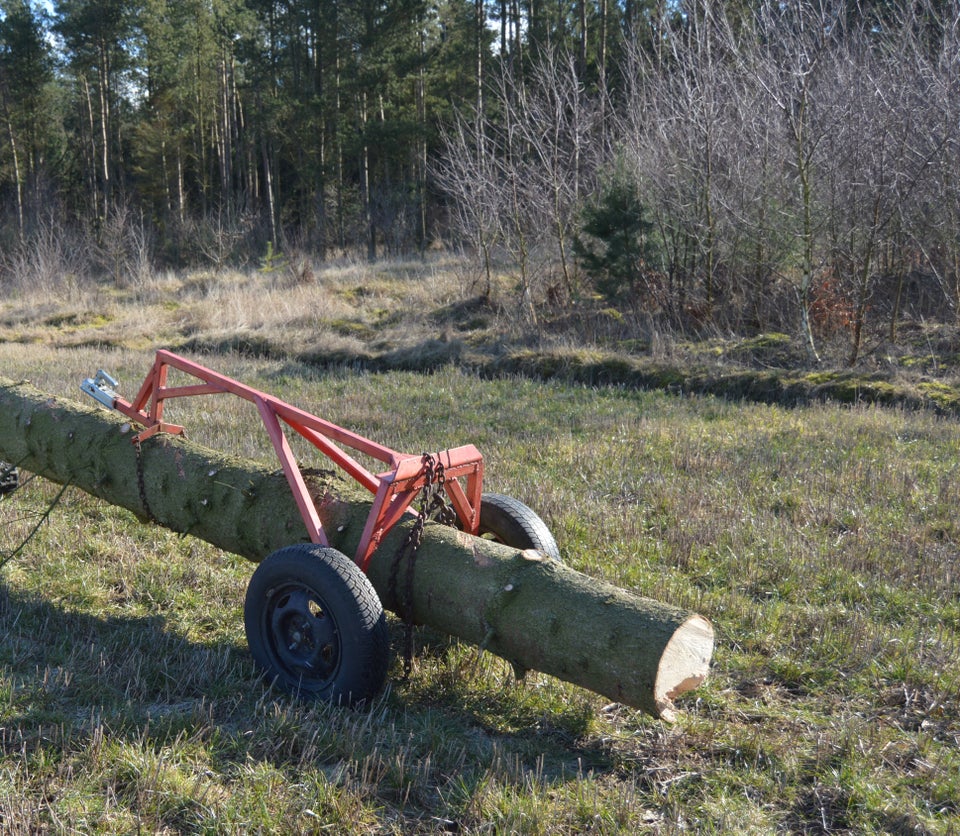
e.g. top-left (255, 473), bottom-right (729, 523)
top-left (428, 460), bottom-right (457, 526)
top-left (0, 480), bottom-right (71, 571)
top-left (388, 452), bottom-right (454, 679)
top-left (133, 438), bottom-right (159, 525)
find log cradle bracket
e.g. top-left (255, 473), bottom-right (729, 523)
top-left (0, 352), bottom-right (714, 718)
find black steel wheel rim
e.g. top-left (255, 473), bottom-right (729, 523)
top-left (263, 583), bottom-right (341, 687)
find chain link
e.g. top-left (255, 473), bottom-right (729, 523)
top-left (428, 460), bottom-right (457, 526)
top-left (134, 438), bottom-right (159, 525)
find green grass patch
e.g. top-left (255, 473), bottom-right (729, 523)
top-left (1, 342), bottom-right (959, 832)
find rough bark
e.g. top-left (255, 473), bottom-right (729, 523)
top-left (0, 376), bottom-right (713, 719)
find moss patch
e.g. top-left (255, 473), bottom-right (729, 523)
top-left (917, 380), bottom-right (960, 410)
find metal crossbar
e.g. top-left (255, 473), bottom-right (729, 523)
top-left (82, 350), bottom-right (483, 571)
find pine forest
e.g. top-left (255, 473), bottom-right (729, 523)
top-left (1, 0), bottom-right (959, 356)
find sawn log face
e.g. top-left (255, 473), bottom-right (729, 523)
top-left (0, 376), bottom-right (713, 718)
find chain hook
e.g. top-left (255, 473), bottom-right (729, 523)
top-left (387, 452), bottom-right (457, 679)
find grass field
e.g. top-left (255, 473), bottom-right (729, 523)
top-left (1, 263), bottom-right (959, 833)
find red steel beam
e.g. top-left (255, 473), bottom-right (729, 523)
top-left (98, 350), bottom-right (483, 569)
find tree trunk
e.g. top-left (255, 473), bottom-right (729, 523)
top-left (97, 40), bottom-right (112, 217)
top-left (2, 104), bottom-right (25, 242)
top-left (0, 377), bottom-right (713, 720)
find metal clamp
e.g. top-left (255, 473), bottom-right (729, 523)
top-left (80, 370), bottom-right (120, 409)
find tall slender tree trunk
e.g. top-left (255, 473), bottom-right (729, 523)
top-left (97, 43), bottom-right (112, 217)
top-left (1, 97), bottom-right (25, 242)
top-left (578, 0), bottom-right (587, 75)
top-left (416, 25), bottom-right (427, 252)
top-left (262, 131), bottom-right (278, 248)
top-left (793, 92), bottom-right (821, 364)
top-left (363, 139), bottom-right (375, 260)
top-left (476, 0), bottom-right (485, 116)
top-left (219, 52), bottom-right (232, 213)
top-left (335, 46), bottom-right (346, 251)
top-left (599, 0), bottom-right (608, 104)
top-left (194, 26), bottom-right (208, 216)
top-left (310, 11), bottom-right (327, 257)
top-left (499, 0), bottom-right (507, 57)
top-left (176, 146), bottom-right (186, 225)
top-left (359, 92), bottom-right (375, 261)
top-left (80, 74), bottom-right (101, 220)
top-left (703, 126), bottom-right (716, 317)
top-left (511, 0), bottom-right (523, 66)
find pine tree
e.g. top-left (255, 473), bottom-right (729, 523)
top-left (0, 0), bottom-right (55, 239)
top-left (54, 0), bottom-right (137, 217)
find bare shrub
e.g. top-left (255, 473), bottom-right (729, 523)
top-left (435, 113), bottom-right (504, 300)
top-left (609, 0), bottom-right (960, 354)
top-left (164, 209), bottom-right (261, 270)
top-left (435, 53), bottom-right (605, 323)
top-left (0, 212), bottom-right (94, 299)
top-left (92, 201), bottom-right (155, 288)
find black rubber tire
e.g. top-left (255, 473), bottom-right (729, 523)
top-left (476, 492), bottom-right (561, 561)
top-left (244, 544), bottom-right (389, 706)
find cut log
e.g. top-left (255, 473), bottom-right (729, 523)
top-left (0, 376), bottom-right (713, 720)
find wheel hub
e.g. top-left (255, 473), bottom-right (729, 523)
top-left (269, 587), bottom-right (339, 681)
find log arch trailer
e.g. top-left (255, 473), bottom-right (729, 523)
top-left (80, 350), bottom-right (559, 705)
top-left (0, 351), bottom-right (713, 719)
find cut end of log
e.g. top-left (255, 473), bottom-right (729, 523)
top-left (653, 614), bottom-right (714, 722)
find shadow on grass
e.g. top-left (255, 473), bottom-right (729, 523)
top-left (0, 580), bottom-right (250, 734)
top-left (0, 581), bottom-right (621, 783)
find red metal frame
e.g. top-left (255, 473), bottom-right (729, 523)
top-left (105, 350), bottom-right (483, 571)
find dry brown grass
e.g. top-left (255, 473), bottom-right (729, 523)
top-left (0, 254), bottom-right (474, 359)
